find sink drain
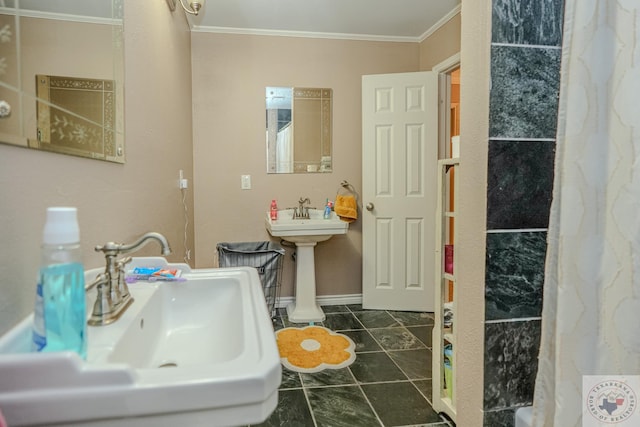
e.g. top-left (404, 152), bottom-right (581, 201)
top-left (158, 362), bottom-right (178, 368)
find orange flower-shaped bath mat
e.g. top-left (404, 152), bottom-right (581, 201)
top-left (276, 326), bottom-right (356, 373)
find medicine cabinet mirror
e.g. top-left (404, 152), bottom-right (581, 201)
top-left (266, 87), bottom-right (332, 174)
top-left (0, 0), bottom-right (125, 163)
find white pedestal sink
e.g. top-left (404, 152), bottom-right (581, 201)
top-left (0, 257), bottom-right (281, 427)
top-left (265, 208), bottom-right (349, 323)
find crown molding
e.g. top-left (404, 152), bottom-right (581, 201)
top-left (420, 4), bottom-right (461, 42)
top-left (192, 25), bottom-right (421, 43)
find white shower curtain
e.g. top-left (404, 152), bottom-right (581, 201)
top-left (532, 1), bottom-right (640, 426)
top-left (276, 124), bottom-right (293, 173)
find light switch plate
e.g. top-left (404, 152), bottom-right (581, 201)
top-left (241, 175), bottom-right (251, 190)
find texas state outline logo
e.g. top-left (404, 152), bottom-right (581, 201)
top-left (583, 376), bottom-right (640, 426)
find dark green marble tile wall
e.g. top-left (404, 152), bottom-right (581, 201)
top-left (486, 140), bottom-right (555, 229)
top-left (483, 321), bottom-right (541, 409)
top-left (485, 231), bottom-right (547, 320)
top-left (482, 0), bottom-right (565, 422)
top-left (489, 46), bottom-right (561, 139)
top-left (484, 407), bottom-right (517, 427)
top-left (492, 0), bottom-right (564, 46)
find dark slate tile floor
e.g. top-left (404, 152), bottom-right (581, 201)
top-left (251, 304), bottom-right (455, 427)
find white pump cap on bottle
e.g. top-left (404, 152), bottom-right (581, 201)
top-left (43, 207), bottom-right (80, 245)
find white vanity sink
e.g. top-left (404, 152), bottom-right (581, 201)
top-left (265, 209), bottom-right (349, 323)
top-left (0, 257), bottom-right (281, 427)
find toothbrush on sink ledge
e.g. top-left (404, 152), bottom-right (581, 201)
top-left (125, 267), bottom-right (186, 283)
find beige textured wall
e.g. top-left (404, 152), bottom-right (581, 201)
top-left (455, 0), bottom-right (491, 425)
top-left (420, 12), bottom-right (462, 71)
top-left (191, 33), bottom-right (420, 298)
top-left (0, 1), bottom-right (195, 335)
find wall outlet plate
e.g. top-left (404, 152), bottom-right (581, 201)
top-left (178, 170), bottom-right (188, 189)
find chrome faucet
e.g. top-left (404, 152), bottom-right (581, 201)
top-left (295, 197), bottom-right (311, 219)
top-left (87, 232), bottom-right (171, 326)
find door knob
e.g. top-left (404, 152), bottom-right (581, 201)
top-left (366, 203), bottom-right (374, 211)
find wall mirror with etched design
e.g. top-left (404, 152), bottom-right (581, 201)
top-left (0, 0), bottom-right (125, 163)
top-left (266, 87), bottom-right (332, 174)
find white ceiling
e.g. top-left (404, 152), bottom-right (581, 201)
top-left (189, 0), bottom-right (461, 42)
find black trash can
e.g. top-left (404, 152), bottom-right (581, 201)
top-left (217, 241), bottom-right (285, 318)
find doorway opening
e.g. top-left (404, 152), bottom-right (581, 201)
top-left (435, 60), bottom-right (461, 160)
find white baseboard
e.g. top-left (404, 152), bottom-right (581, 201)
top-left (277, 293), bottom-right (363, 308)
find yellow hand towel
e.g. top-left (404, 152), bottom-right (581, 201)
top-left (334, 194), bottom-right (358, 223)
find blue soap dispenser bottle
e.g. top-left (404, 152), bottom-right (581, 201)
top-left (32, 207), bottom-right (87, 359)
top-left (324, 200), bottom-right (333, 219)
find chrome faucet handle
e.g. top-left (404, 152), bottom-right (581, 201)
top-left (115, 256), bottom-right (133, 279)
top-left (115, 256), bottom-right (133, 301)
top-left (94, 242), bottom-right (123, 256)
top-left (85, 272), bottom-right (109, 292)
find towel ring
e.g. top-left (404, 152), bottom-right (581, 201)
top-left (336, 180), bottom-right (360, 206)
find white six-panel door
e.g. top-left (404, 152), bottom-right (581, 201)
top-left (362, 72), bottom-right (438, 311)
